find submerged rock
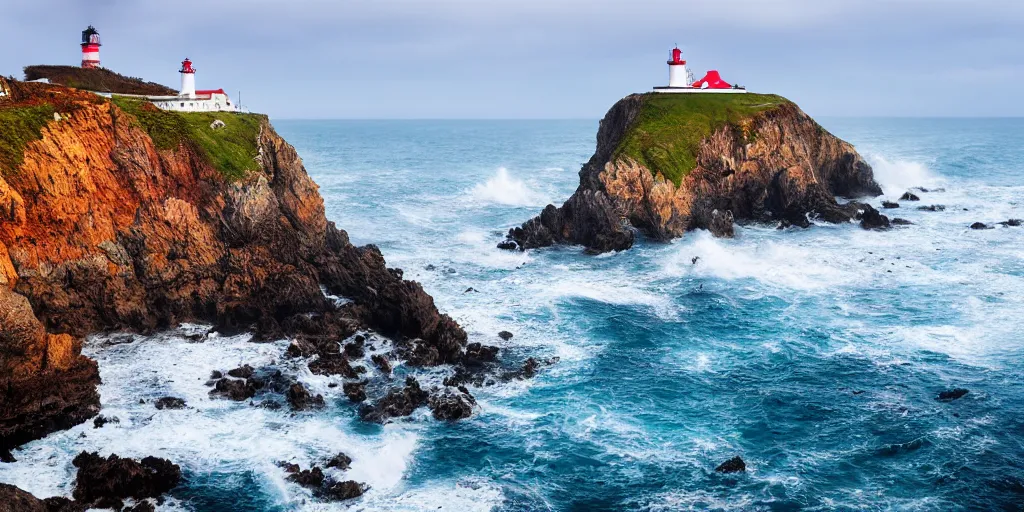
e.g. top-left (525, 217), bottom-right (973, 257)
top-left (970, 222), bottom-right (991, 230)
top-left (93, 415), bottom-right (119, 429)
top-left (938, 388), bottom-right (970, 401)
top-left (881, 201), bottom-right (900, 209)
top-left (917, 205), bottom-right (945, 211)
top-left (998, 219), bottom-right (1022, 227)
top-left (714, 456), bottom-right (747, 473)
top-left (154, 397), bottom-right (186, 410)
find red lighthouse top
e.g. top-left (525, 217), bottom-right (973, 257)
top-left (669, 47), bottom-right (686, 65)
top-left (180, 58), bottom-right (195, 74)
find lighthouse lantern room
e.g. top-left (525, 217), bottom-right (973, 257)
top-left (81, 26), bottom-right (101, 69)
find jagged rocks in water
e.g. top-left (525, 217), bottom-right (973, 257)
top-left (359, 377), bottom-right (429, 423)
top-left (371, 354), bottom-right (393, 374)
top-left (210, 370), bottom-right (223, 379)
top-left (325, 452), bottom-right (352, 470)
top-left (429, 389), bottom-right (476, 421)
top-left (321, 480), bottom-right (366, 501)
top-left (464, 342), bottom-right (500, 367)
top-left (714, 456), bottom-right (747, 473)
top-left (71, 451), bottom-right (181, 507)
top-left (343, 381), bottom-right (368, 402)
top-left (310, 354), bottom-right (357, 378)
top-left (505, 94), bottom-right (881, 253)
top-left (210, 378), bottom-right (258, 401)
top-left (918, 205), bottom-right (945, 212)
top-left (706, 209), bottom-right (735, 238)
top-left (0, 79), bottom-right (467, 450)
top-left (498, 331), bottom-right (514, 341)
top-left (0, 448), bottom-right (15, 463)
top-left (882, 201), bottom-right (900, 209)
top-left (970, 222), bottom-right (991, 230)
top-left (938, 388), bottom-right (969, 401)
top-left (93, 415), bottom-right (119, 428)
top-left (0, 483), bottom-right (48, 512)
top-left (891, 218), bottom-right (914, 226)
top-left (496, 240), bottom-right (518, 251)
top-left (287, 465), bottom-right (366, 502)
top-left (998, 219), bottom-right (1022, 227)
top-left (344, 338), bottom-right (366, 358)
top-left (154, 397), bottom-right (186, 410)
top-left (287, 383), bottom-right (325, 410)
top-left (900, 192), bottom-right (921, 201)
top-left (227, 365), bottom-right (255, 379)
top-left (859, 204), bottom-right (891, 230)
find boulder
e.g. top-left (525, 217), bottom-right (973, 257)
top-left (286, 383), bottom-right (325, 411)
top-left (358, 377), bottom-right (429, 423)
top-left (154, 397), bottom-right (186, 410)
top-left (970, 222), bottom-right (990, 230)
top-left (209, 378), bottom-right (257, 401)
top-left (325, 452), bottom-right (352, 471)
top-left (93, 415), bottom-right (119, 428)
top-left (881, 201), bottom-right (899, 209)
top-left (70, 452), bottom-right (181, 506)
top-left (227, 365), bottom-right (254, 379)
top-left (899, 192), bottom-right (920, 201)
top-left (371, 354), bottom-right (392, 374)
top-left (428, 389), bottom-right (476, 421)
top-left (342, 381), bottom-right (367, 403)
top-left (321, 480), bottom-right (365, 501)
top-left (497, 331), bottom-right (514, 341)
top-left (858, 204), bottom-right (890, 230)
top-left (714, 456), bottom-right (746, 473)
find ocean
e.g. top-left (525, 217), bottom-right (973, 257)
top-left (2, 117), bottom-right (1023, 511)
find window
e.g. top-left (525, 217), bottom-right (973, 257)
top-left (180, 102), bottom-right (185, 107)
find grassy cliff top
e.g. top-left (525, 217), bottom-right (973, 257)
top-left (613, 92), bottom-right (791, 186)
top-left (111, 97), bottom-right (265, 181)
top-left (24, 65), bottom-right (177, 96)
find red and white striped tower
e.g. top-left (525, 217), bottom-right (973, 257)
top-left (81, 26), bottom-right (101, 68)
top-left (179, 58), bottom-right (196, 98)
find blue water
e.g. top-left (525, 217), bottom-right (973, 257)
top-left (3, 118), bottom-right (1023, 511)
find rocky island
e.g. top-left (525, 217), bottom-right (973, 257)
top-left (502, 93), bottom-right (884, 253)
top-left (0, 75), bottom-right (480, 506)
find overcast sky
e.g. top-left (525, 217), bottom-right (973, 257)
top-left (3, 0), bottom-right (1022, 118)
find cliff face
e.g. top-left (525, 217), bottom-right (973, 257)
top-left (506, 93), bottom-right (882, 253)
top-left (0, 78), bottom-right (466, 450)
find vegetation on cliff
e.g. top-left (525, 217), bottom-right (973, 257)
top-left (613, 93), bottom-right (790, 186)
top-left (111, 96), bottom-right (263, 181)
top-left (24, 65), bottom-right (177, 96)
top-left (0, 105), bottom-right (55, 175)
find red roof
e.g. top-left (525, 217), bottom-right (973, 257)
top-left (196, 89), bottom-right (225, 95)
top-left (691, 70), bottom-right (732, 89)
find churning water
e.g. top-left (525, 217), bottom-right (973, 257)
top-left (3, 118), bottom-right (1024, 511)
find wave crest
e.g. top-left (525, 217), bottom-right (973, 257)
top-left (469, 168), bottom-right (549, 207)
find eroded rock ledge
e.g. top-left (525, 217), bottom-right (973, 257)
top-left (0, 78), bottom-right (466, 451)
top-left (503, 93), bottom-right (882, 253)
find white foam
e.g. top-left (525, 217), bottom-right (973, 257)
top-left (468, 168), bottom-right (550, 207)
top-left (866, 153), bottom-right (943, 197)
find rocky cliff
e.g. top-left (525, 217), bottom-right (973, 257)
top-left (504, 93), bottom-right (882, 253)
top-left (0, 78), bottom-right (466, 451)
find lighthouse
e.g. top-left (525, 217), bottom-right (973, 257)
top-left (667, 46), bottom-right (687, 88)
top-left (81, 26), bottom-right (101, 69)
top-left (179, 58), bottom-right (196, 98)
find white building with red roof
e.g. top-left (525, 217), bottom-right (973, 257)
top-left (149, 58), bottom-right (238, 112)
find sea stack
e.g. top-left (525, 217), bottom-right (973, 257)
top-left (502, 92), bottom-right (882, 253)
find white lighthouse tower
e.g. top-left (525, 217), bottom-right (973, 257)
top-left (179, 58), bottom-right (196, 99)
top-left (667, 46), bottom-right (687, 88)
top-left (81, 26), bottom-right (101, 69)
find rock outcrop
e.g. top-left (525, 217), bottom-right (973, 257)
top-left (503, 93), bottom-right (881, 253)
top-left (0, 78), bottom-right (466, 449)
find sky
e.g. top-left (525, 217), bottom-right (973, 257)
top-left (2, 0), bottom-right (1023, 119)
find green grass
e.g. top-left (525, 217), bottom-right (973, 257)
top-left (111, 96), bottom-right (264, 181)
top-left (0, 105), bottom-right (57, 176)
top-left (613, 93), bottom-right (791, 186)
